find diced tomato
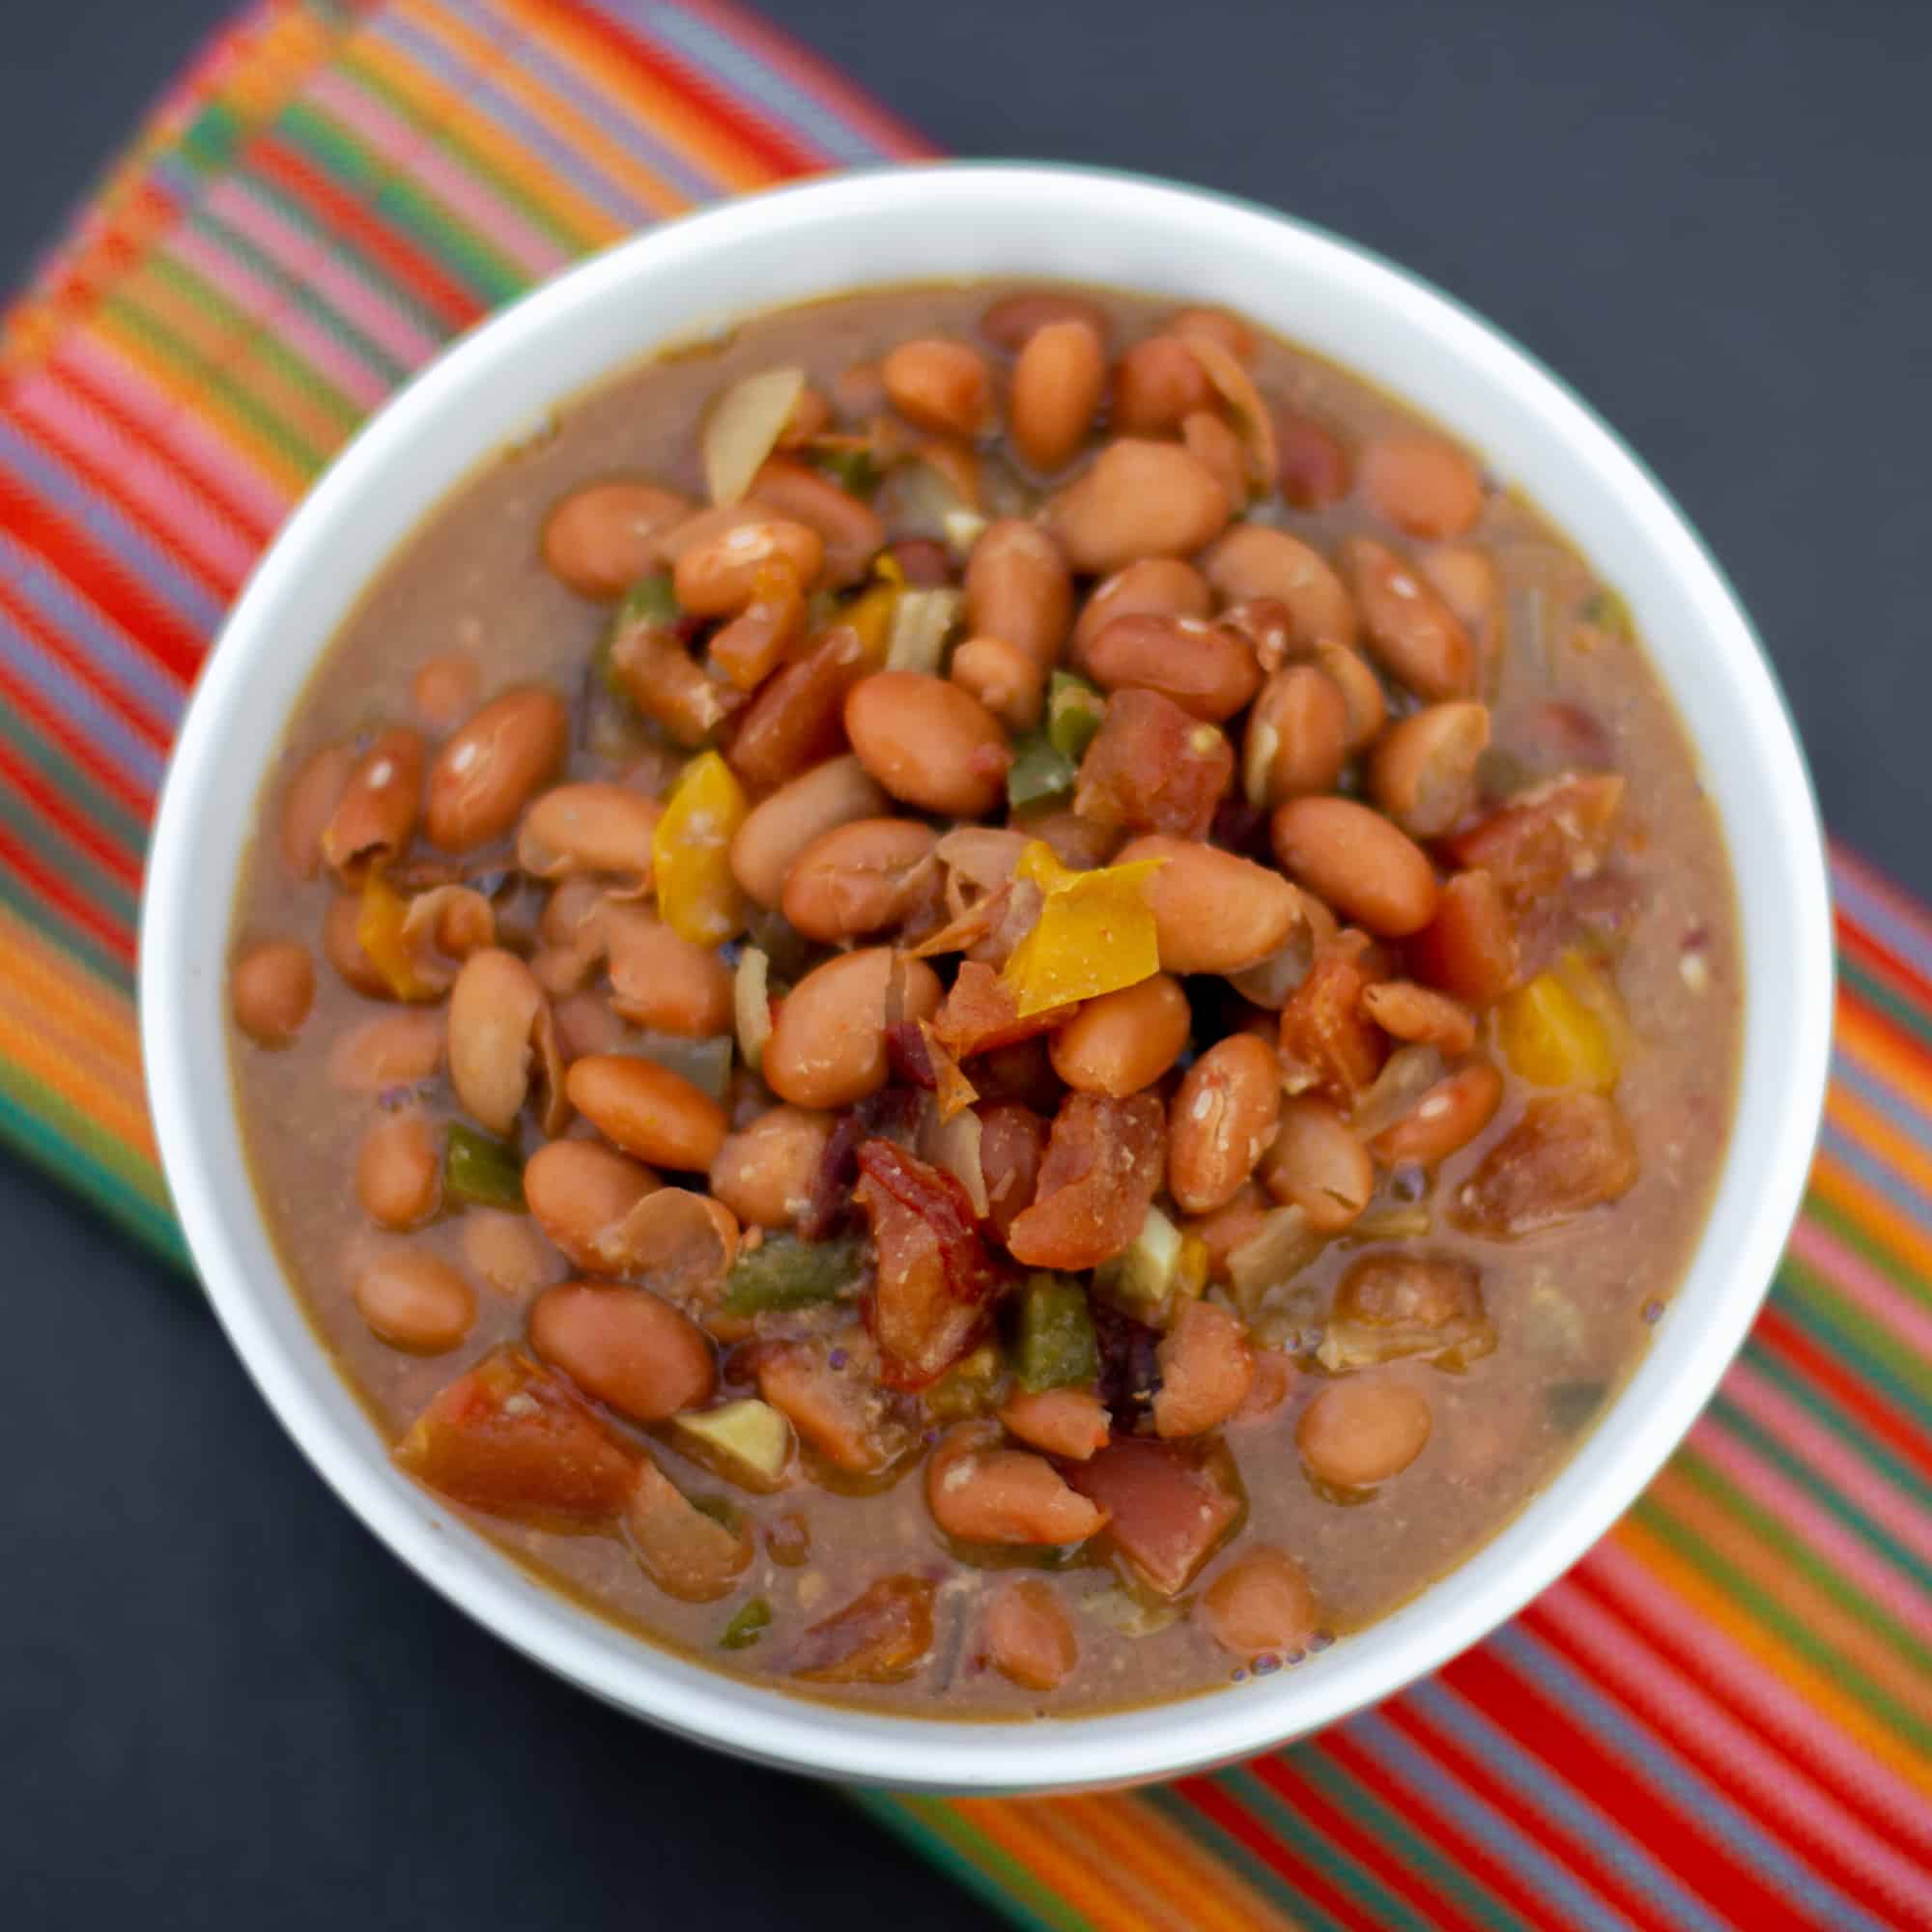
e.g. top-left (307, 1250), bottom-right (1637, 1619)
top-left (1443, 772), bottom-right (1625, 907)
top-left (1453, 1091), bottom-right (1639, 1236)
top-left (1407, 868), bottom-right (1519, 1005)
top-left (1068, 1437), bottom-right (1244, 1597)
top-left (930, 960), bottom-right (1074, 1061)
top-left (724, 624), bottom-right (867, 790)
top-left (1006, 1092), bottom-right (1166, 1271)
top-left (1278, 932), bottom-right (1388, 1100)
top-left (855, 1141), bottom-right (1004, 1389)
top-left (1074, 687), bottom-right (1233, 839)
top-left (788, 1574), bottom-right (936, 1685)
top-left (394, 1349), bottom-right (638, 1522)
top-left (998, 1386), bottom-right (1112, 1461)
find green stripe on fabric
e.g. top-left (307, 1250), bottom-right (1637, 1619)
top-left (1745, 1339), bottom-right (1932, 1511)
top-left (278, 99), bottom-right (531, 307)
top-left (1838, 952), bottom-right (1932, 1052)
top-left (1806, 1190), bottom-right (1932, 1317)
top-left (99, 294), bottom-right (329, 480)
top-left (0, 694), bottom-right (150, 864)
top-left (848, 1792), bottom-right (1098, 1932)
top-left (177, 96), bottom-right (248, 177)
top-left (0, 855), bottom-right (130, 991)
top-left (1630, 1490), bottom-right (1932, 1757)
top-left (1776, 1255), bottom-right (1932, 1412)
top-left (1144, 1781), bottom-right (1343, 1932)
top-left (0, 781), bottom-right (139, 937)
top-left (1293, 1746), bottom-right (1520, 1932)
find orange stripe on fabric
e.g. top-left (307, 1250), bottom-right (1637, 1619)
top-left (1826, 1083), bottom-right (1932, 1212)
top-left (1809, 1151), bottom-right (1932, 1290)
top-left (0, 967), bottom-right (155, 1157)
top-left (1835, 986), bottom-right (1932, 1095)
top-left (952, 1797), bottom-right (1174, 1932)
top-left (0, 905), bottom-right (142, 1079)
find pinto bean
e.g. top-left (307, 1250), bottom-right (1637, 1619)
top-left (843, 671), bottom-right (1010, 818)
top-left (998, 1387), bottom-right (1111, 1461)
top-left (1360, 434), bottom-right (1485, 541)
top-left (327, 1009), bottom-right (444, 1094)
top-left (354, 1109), bottom-right (440, 1229)
top-left (1083, 612), bottom-right (1263, 722)
top-left (747, 455), bottom-right (884, 583)
top-left (321, 727), bottom-right (424, 880)
top-left (881, 337), bottom-right (994, 437)
top-left (1202, 525), bottom-right (1357, 650)
top-left (411, 653), bottom-right (480, 732)
top-left (1111, 333), bottom-right (1215, 433)
top-left (950, 636), bottom-right (1044, 733)
top-left (1260, 1097), bottom-right (1373, 1232)
top-left (1169, 1033), bottom-right (1282, 1214)
top-left (729, 755), bottom-right (889, 909)
top-left (232, 938), bottom-right (315, 1046)
top-left (1369, 701), bottom-right (1491, 838)
top-left (530, 1280), bottom-right (715, 1422)
top-left (1009, 319), bottom-right (1107, 473)
top-left (626, 1457), bottom-right (753, 1603)
top-left (565, 1054), bottom-right (728, 1172)
top-left (1244, 664), bottom-right (1349, 806)
top-left (541, 479), bottom-right (689, 598)
top-left (708, 1105), bottom-right (834, 1228)
top-left (1342, 536), bottom-right (1476, 701)
top-left (597, 907), bottom-right (734, 1037)
top-left (1115, 835), bottom-right (1302, 976)
top-left (673, 516), bottom-right (824, 616)
top-left (978, 290), bottom-right (1112, 354)
top-left (1182, 411), bottom-right (1248, 515)
top-left (984, 1577), bottom-right (1080, 1690)
top-left (353, 1250), bottom-right (475, 1353)
top-left (516, 783), bottom-right (661, 894)
top-left (278, 743), bottom-right (353, 879)
top-left (925, 1421), bottom-right (1108, 1546)
top-left (1070, 556), bottom-right (1212, 669)
top-left (1420, 544), bottom-right (1505, 669)
top-left (1048, 973), bottom-right (1191, 1097)
top-left (1274, 407), bottom-right (1351, 509)
top-left (781, 817), bottom-right (940, 943)
top-left (1361, 980), bottom-right (1477, 1056)
top-left (1297, 1377), bottom-right (1432, 1488)
top-left (1371, 1060), bottom-right (1504, 1165)
top-left (1152, 1301), bottom-right (1255, 1438)
top-left (1184, 1181), bottom-right (1274, 1285)
top-left (1044, 439), bottom-right (1231, 575)
top-left (1270, 797), bottom-right (1439, 938)
top-left (447, 949), bottom-right (547, 1136)
top-left (963, 519), bottom-right (1073, 672)
top-left (524, 1139), bottom-right (660, 1273)
top-left (1171, 304), bottom-right (1259, 360)
top-left (1198, 1547), bottom-right (1320, 1659)
top-left (426, 689), bottom-right (568, 853)
top-left (461, 1209), bottom-right (564, 1296)
top-left (763, 948), bottom-right (942, 1110)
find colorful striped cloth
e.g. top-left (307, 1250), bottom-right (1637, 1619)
top-left (1, 4), bottom-right (1924, 1926)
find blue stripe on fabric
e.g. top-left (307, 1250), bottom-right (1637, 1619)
top-left (1832, 857), bottom-right (1932, 985)
top-left (1818, 1116), bottom-right (1932, 1236)
top-left (1491, 1628), bottom-right (1893, 1932)
top-left (1833, 1051), bottom-right (1932, 1163)
top-left (0, 613), bottom-right (167, 798)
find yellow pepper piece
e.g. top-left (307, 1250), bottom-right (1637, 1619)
top-left (355, 874), bottom-right (435, 1002)
top-left (1002, 840), bottom-right (1165, 1017)
top-left (842, 552), bottom-right (905, 666)
top-left (652, 751), bottom-right (749, 948)
top-left (1496, 954), bottom-right (1621, 1091)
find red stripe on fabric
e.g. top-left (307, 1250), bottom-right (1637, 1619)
top-left (1247, 1754), bottom-right (1491, 1932)
top-left (1314, 1729), bottom-right (1579, 1932)
top-left (1379, 1698), bottom-right (1668, 1932)
top-left (0, 623), bottom-right (155, 823)
top-left (0, 812), bottom-right (134, 966)
top-left (247, 135), bottom-right (482, 333)
top-left (0, 468), bottom-right (203, 690)
top-left (1836, 977), bottom-right (1932, 1091)
top-left (1440, 1644), bottom-right (1805, 1932)
top-left (538, 0), bottom-right (816, 177)
top-left (1836, 912), bottom-right (1932, 1014)
top-left (1170, 1776), bottom-right (1394, 1932)
top-left (1751, 1307), bottom-right (1932, 1486)
top-left (0, 576), bottom-right (176, 759)
top-left (0, 725), bottom-right (140, 892)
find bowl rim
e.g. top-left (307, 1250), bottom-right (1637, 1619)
top-left (140, 159), bottom-right (1833, 1793)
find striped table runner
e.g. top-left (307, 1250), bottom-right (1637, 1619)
top-left (2, 5), bottom-right (1924, 1926)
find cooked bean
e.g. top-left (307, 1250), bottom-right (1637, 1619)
top-left (1169, 1033), bottom-right (1282, 1214)
top-left (327, 1009), bottom-right (444, 1094)
top-left (763, 948), bottom-right (942, 1110)
top-left (1202, 525), bottom-right (1357, 650)
top-left (1360, 434), bottom-right (1484, 541)
top-left (1261, 1097), bottom-right (1373, 1232)
top-left (1197, 1547), bottom-right (1319, 1659)
top-left (232, 937), bottom-right (315, 1046)
top-left (924, 1421), bottom-right (1108, 1545)
top-left (525, 1139), bottom-right (660, 1273)
top-left (1270, 796), bottom-right (1439, 938)
top-left (1009, 318), bottom-right (1106, 473)
top-left (1342, 537), bottom-right (1476, 701)
top-left (1183, 1181), bottom-right (1274, 1284)
top-left (709, 1105), bottom-right (834, 1228)
top-left (626, 1457), bottom-right (753, 1602)
top-left (590, 907), bottom-right (730, 1038)
top-left (541, 479), bottom-right (689, 598)
top-left (1297, 1377), bottom-right (1432, 1488)
top-left (673, 515), bottom-right (824, 617)
top-left (881, 337), bottom-right (994, 437)
top-left (1420, 544), bottom-right (1505, 669)
top-left (460, 1208), bottom-right (563, 1295)
top-left (278, 743), bottom-right (353, 879)
top-left (1049, 973), bottom-right (1190, 1097)
top-left (551, 989), bottom-right (624, 1058)
top-left (747, 455), bottom-right (884, 583)
top-left (1070, 556), bottom-right (1212, 668)
top-left (321, 726), bottom-right (424, 879)
top-left (776, 384), bottom-right (831, 447)
top-left (566, 1054), bottom-right (728, 1172)
top-left (963, 519), bottom-right (1073, 672)
top-left (1152, 1301), bottom-right (1255, 1437)
top-left (781, 817), bottom-right (939, 943)
top-left (1083, 612), bottom-right (1262, 723)
top-left (1244, 664), bottom-right (1349, 806)
top-left (998, 1387), bottom-right (1110, 1461)
top-left (1274, 407), bottom-right (1351, 509)
top-left (729, 754), bottom-right (889, 909)
top-left (1361, 980), bottom-right (1477, 1056)
top-left (1111, 332), bottom-right (1215, 433)
top-left (530, 1280), bottom-right (714, 1422)
top-left (1369, 701), bottom-right (1491, 837)
top-left (1452, 1090), bottom-right (1638, 1236)
top-left (1409, 868), bottom-right (1520, 1005)
top-left (1115, 835), bottom-right (1302, 976)
top-left (353, 1249), bottom-right (476, 1353)
top-left (354, 1109), bottom-right (440, 1229)
top-left (1316, 642), bottom-right (1388, 753)
top-left (1171, 304), bottom-right (1259, 361)
top-left (984, 1577), bottom-right (1079, 1690)
top-left (1181, 410), bottom-right (1249, 515)
top-left (426, 689), bottom-right (568, 853)
top-left (976, 1100), bottom-right (1049, 1245)
top-left (843, 671), bottom-right (1010, 818)
top-left (977, 290), bottom-right (1112, 354)
top-left (1372, 1061), bottom-right (1503, 1165)
top-left (411, 652), bottom-right (480, 732)
top-left (448, 949), bottom-right (547, 1136)
top-left (516, 783), bottom-right (661, 894)
top-left (1046, 439), bottom-right (1230, 575)
top-left (950, 635), bottom-right (1044, 733)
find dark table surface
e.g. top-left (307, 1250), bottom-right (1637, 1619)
top-left (5, 3), bottom-right (1925, 1927)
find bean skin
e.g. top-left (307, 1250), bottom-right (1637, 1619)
top-left (924, 1422), bottom-right (1108, 1546)
top-left (1115, 835), bottom-right (1302, 976)
top-left (747, 456), bottom-right (883, 584)
top-left (1360, 434), bottom-right (1484, 541)
top-left (1044, 439), bottom-right (1231, 574)
top-left (1371, 1061), bottom-right (1504, 1165)
top-left (1297, 1377), bottom-right (1432, 1488)
top-left (327, 1009), bottom-right (444, 1094)
top-left (729, 754), bottom-right (889, 909)
top-left (232, 938), bottom-right (315, 1046)
top-left (516, 783), bottom-right (662, 894)
top-left (426, 689), bottom-right (569, 853)
top-left (1203, 524), bottom-right (1357, 650)
top-left (1408, 868), bottom-right (1519, 1005)
top-left (1269, 796), bottom-right (1440, 938)
top-left (673, 516), bottom-right (824, 617)
top-left (984, 1577), bottom-right (1079, 1690)
top-left (1197, 1547), bottom-right (1320, 1659)
top-left (353, 1250), bottom-right (475, 1353)
top-left (977, 290), bottom-right (1112, 355)
top-left (708, 1105), bottom-right (833, 1228)
top-left (843, 671), bottom-right (1010, 818)
top-left (1048, 973), bottom-right (1191, 1096)
top-left (322, 727), bottom-right (423, 880)
top-left (1111, 333), bottom-right (1215, 434)
top-left (763, 948), bottom-right (942, 1110)
top-left (1243, 664), bottom-right (1349, 806)
top-left (881, 338), bottom-right (994, 437)
top-left (530, 1281), bottom-right (714, 1423)
top-left (525, 1139), bottom-right (661, 1274)
top-left (1368, 701), bottom-right (1491, 838)
top-left (601, 908), bottom-right (734, 1037)
top-left (1070, 557), bottom-right (1212, 669)
top-left (1083, 612), bottom-right (1263, 723)
top-left (1151, 1301), bottom-right (1255, 1437)
top-left (1261, 1096), bottom-right (1373, 1232)
top-left (354, 1109), bottom-right (440, 1230)
top-left (541, 479), bottom-right (689, 598)
top-left (951, 636), bottom-right (1044, 732)
top-left (1342, 537), bottom-right (1476, 701)
top-left (781, 817), bottom-right (939, 943)
top-left (278, 743), bottom-right (352, 880)
top-left (963, 519), bottom-right (1073, 672)
top-left (447, 949), bottom-right (547, 1136)
top-left (566, 1054), bottom-right (729, 1172)
top-left (1169, 1033), bottom-right (1283, 1214)
top-left (1009, 318), bottom-right (1106, 473)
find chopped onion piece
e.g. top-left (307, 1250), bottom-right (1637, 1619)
top-left (1227, 1204), bottom-right (1323, 1316)
top-left (942, 506), bottom-right (989, 554)
top-left (1350, 1206), bottom-right (1434, 1240)
top-left (734, 945), bottom-right (772, 1072)
top-left (1351, 1043), bottom-right (1443, 1139)
top-left (625, 1030), bottom-right (733, 1101)
top-left (884, 587), bottom-right (963, 674)
top-left (1079, 1587), bottom-right (1182, 1637)
top-left (1176, 332), bottom-right (1277, 490)
top-left (703, 367), bottom-right (806, 507)
top-left (917, 1095), bottom-right (988, 1217)
top-left (1226, 929), bottom-right (1315, 1010)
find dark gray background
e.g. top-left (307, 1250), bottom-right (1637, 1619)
top-left (3, 3), bottom-right (1921, 1927)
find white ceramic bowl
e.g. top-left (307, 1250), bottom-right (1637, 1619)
top-left (141, 163), bottom-right (1833, 1794)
